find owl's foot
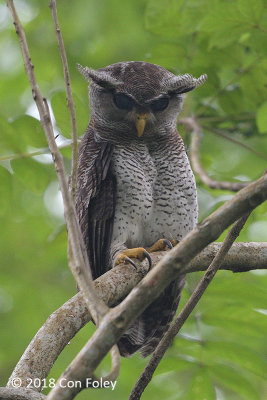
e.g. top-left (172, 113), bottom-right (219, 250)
top-left (115, 248), bottom-right (152, 270)
top-left (148, 238), bottom-right (178, 252)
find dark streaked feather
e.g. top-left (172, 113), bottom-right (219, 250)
top-left (76, 124), bottom-right (116, 279)
top-left (118, 276), bottom-right (186, 357)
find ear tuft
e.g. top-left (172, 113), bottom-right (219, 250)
top-left (77, 64), bottom-right (123, 89)
top-left (164, 73), bottom-right (207, 94)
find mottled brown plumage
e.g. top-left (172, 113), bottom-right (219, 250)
top-left (76, 61), bottom-right (206, 357)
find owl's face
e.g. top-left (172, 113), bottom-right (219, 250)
top-left (78, 61), bottom-right (206, 141)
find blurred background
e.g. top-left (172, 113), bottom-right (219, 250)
top-left (0, 0), bottom-right (266, 399)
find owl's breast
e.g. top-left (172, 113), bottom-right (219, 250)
top-left (110, 140), bottom-right (198, 254)
top-left (147, 147), bottom-right (198, 244)
top-left (111, 143), bottom-right (156, 250)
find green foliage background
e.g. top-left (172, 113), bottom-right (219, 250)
top-left (0, 0), bottom-right (267, 399)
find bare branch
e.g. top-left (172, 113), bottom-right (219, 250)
top-left (181, 117), bottom-right (250, 191)
top-left (7, 241), bottom-right (266, 392)
top-left (49, 0), bottom-right (78, 201)
top-left (7, 261), bottom-right (147, 391)
top-left (6, 0), bottom-right (107, 325)
top-left (198, 113), bottom-right (255, 123)
top-left (0, 388), bottom-right (46, 400)
top-left (46, 174), bottom-right (267, 400)
top-left (49, 1), bottom-right (120, 382)
top-left (0, 141), bottom-right (75, 162)
top-left (129, 212), bottom-right (251, 399)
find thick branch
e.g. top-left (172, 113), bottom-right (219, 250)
top-left (7, 242), bottom-right (266, 391)
top-left (7, 263), bottom-right (147, 390)
top-left (129, 212), bottom-right (251, 399)
top-left (0, 388), bottom-right (46, 400)
top-left (46, 175), bottom-right (267, 399)
top-left (181, 117), bottom-right (250, 191)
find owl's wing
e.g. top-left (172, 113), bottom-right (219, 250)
top-left (76, 125), bottom-right (116, 279)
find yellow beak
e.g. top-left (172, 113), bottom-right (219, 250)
top-left (135, 113), bottom-right (147, 137)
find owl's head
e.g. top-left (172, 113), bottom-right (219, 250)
top-left (78, 61), bottom-right (206, 140)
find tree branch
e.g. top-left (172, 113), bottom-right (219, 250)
top-left (0, 141), bottom-right (76, 162)
top-left (129, 211), bottom-right (251, 399)
top-left (181, 117), bottom-right (250, 191)
top-left (6, 241), bottom-right (266, 392)
top-left (0, 388), bottom-right (46, 400)
top-left (46, 174), bottom-right (267, 400)
top-left (6, 0), bottom-right (107, 326)
top-left (49, 0), bottom-right (78, 201)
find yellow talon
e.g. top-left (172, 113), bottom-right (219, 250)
top-left (115, 247), bottom-right (152, 269)
top-left (148, 238), bottom-right (178, 252)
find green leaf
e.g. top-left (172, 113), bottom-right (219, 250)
top-left (256, 101), bottom-right (267, 134)
top-left (145, 0), bottom-right (206, 39)
top-left (209, 364), bottom-right (260, 400)
top-left (145, 0), bottom-right (184, 38)
top-left (237, 0), bottom-right (263, 24)
top-left (51, 91), bottom-right (89, 138)
top-left (185, 369), bottom-right (216, 400)
top-left (219, 88), bottom-right (244, 115)
top-left (11, 158), bottom-right (52, 194)
top-left (0, 166), bottom-right (12, 216)
top-left (11, 115), bottom-right (47, 149)
top-left (0, 115), bottom-right (20, 155)
top-left (60, 144), bottom-right (73, 159)
top-left (200, 2), bottom-right (257, 49)
top-left (0, 115), bottom-right (47, 158)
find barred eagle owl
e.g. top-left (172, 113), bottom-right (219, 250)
top-left (76, 61), bottom-right (206, 357)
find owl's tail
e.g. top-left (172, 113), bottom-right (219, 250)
top-left (117, 275), bottom-right (186, 358)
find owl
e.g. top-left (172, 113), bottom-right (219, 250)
top-left (76, 61), bottom-right (206, 357)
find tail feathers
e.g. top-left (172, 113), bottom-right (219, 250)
top-left (118, 275), bottom-right (186, 358)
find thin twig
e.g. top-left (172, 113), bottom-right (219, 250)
top-left (198, 113), bottom-right (255, 123)
top-left (128, 211), bottom-right (251, 399)
top-left (0, 141), bottom-right (75, 162)
top-left (7, 1), bottom-right (121, 391)
top-left (7, 242), bottom-right (267, 392)
top-left (48, 0), bottom-right (120, 385)
top-left (6, 0), bottom-right (106, 324)
top-left (46, 174), bottom-right (267, 400)
top-left (182, 117), bottom-right (250, 191)
top-left (49, 0), bottom-right (78, 201)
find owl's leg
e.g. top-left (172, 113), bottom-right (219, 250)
top-left (147, 238), bottom-right (178, 253)
top-left (115, 248), bottom-right (152, 269)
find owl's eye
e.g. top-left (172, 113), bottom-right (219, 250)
top-left (150, 97), bottom-right (169, 112)
top-left (113, 93), bottom-right (134, 111)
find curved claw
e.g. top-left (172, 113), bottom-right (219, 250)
top-left (124, 256), bottom-right (137, 269)
top-left (162, 239), bottom-right (173, 249)
top-left (143, 249), bottom-right (152, 270)
top-left (115, 247), bottom-right (152, 270)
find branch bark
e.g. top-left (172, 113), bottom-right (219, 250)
top-left (46, 173), bottom-right (267, 400)
top-left (6, 0), bottom-right (107, 325)
top-left (0, 388), bottom-right (46, 400)
top-left (49, 0), bottom-right (78, 201)
top-left (129, 212), bottom-right (251, 399)
top-left (48, 1), bottom-right (121, 377)
top-left (6, 242), bottom-right (266, 392)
